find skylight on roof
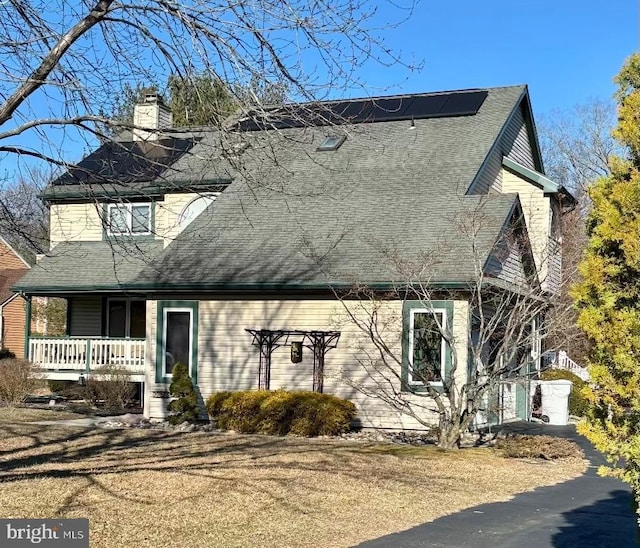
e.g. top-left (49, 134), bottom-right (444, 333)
top-left (317, 134), bottom-right (346, 151)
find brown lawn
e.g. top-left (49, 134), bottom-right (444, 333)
top-left (0, 413), bottom-right (586, 548)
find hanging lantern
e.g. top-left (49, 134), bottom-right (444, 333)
top-left (291, 341), bottom-right (303, 363)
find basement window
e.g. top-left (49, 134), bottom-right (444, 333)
top-left (317, 134), bottom-right (346, 151)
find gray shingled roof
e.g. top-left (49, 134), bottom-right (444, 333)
top-left (16, 240), bottom-right (164, 291)
top-left (17, 86), bottom-right (526, 292)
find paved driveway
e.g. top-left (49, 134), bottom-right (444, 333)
top-left (359, 423), bottom-right (637, 547)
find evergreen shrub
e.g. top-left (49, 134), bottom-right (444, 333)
top-left (167, 363), bottom-right (199, 425)
top-left (206, 389), bottom-right (356, 436)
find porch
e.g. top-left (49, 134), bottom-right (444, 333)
top-left (28, 337), bottom-right (145, 381)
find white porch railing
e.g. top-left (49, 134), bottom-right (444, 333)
top-left (29, 337), bottom-right (145, 375)
top-left (547, 350), bottom-right (589, 381)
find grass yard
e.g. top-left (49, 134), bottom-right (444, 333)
top-left (0, 406), bottom-right (88, 423)
top-left (0, 413), bottom-right (586, 548)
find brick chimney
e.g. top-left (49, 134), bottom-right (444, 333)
top-left (132, 93), bottom-right (173, 141)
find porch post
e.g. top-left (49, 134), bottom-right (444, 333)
top-left (23, 295), bottom-right (31, 360)
top-left (85, 339), bottom-right (92, 375)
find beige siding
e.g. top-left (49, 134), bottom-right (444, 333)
top-left (50, 194), bottom-right (211, 247)
top-left (154, 193), bottom-right (210, 245)
top-left (132, 103), bottom-right (173, 141)
top-left (144, 298), bottom-right (470, 430)
top-left (2, 296), bottom-right (26, 358)
top-left (144, 300), bottom-right (166, 418)
top-left (50, 203), bottom-right (103, 247)
top-left (68, 296), bottom-right (102, 337)
top-left (501, 168), bottom-right (552, 289)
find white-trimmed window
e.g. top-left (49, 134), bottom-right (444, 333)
top-left (162, 308), bottom-right (193, 377)
top-left (409, 308), bottom-right (446, 384)
top-left (107, 203), bottom-right (151, 235)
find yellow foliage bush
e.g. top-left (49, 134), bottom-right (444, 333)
top-left (206, 389), bottom-right (356, 436)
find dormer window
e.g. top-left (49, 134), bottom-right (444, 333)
top-left (107, 203), bottom-right (151, 235)
top-left (317, 134), bottom-right (346, 151)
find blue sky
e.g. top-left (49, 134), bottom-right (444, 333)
top-left (1, 0), bottom-right (636, 183)
top-left (362, 0), bottom-right (637, 117)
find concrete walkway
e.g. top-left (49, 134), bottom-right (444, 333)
top-left (359, 423), bottom-right (637, 547)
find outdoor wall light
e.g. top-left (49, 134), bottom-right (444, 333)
top-left (291, 341), bottom-right (303, 363)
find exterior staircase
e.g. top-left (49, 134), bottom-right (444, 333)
top-left (543, 350), bottom-right (590, 381)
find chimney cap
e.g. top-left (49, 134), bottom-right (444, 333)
top-left (143, 92), bottom-right (165, 105)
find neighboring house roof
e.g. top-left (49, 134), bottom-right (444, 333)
top-left (0, 269), bottom-right (28, 305)
top-left (16, 85), bottom-right (551, 294)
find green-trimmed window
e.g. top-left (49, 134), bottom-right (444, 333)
top-left (402, 301), bottom-right (453, 390)
top-left (409, 308), bottom-right (446, 384)
top-left (156, 301), bottom-right (198, 383)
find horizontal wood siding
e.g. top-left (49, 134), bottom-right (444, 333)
top-left (50, 203), bottom-right (103, 247)
top-left (502, 104), bottom-right (536, 170)
top-left (68, 296), bottom-right (102, 337)
top-left (501, 168), bottom-right (552, 289)
top-left (472, 148), bottom-right (503, 194)
top-left (145, 298), bottom-right (470, 430)
top-left (498, 242), bottom-right (529, 288)
top-left (2, 297), bottom-right (25, 358)
top-left (155, 193), bottom-right (206, 245)
top-left (144, 300), bottom-right (168, 418)
top-left (0, 242), bottom-right (28, 269)
top-left (471, 103), bottom-right (538, 195)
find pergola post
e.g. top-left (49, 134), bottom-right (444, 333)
top-left (246, 328), bottom-right (341, 393)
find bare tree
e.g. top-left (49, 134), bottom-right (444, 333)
top-left (0, 0), bottom-right (417, 172)
top-left (0, 171), bottom-right (48, 254)
top-left (539, 99), bottom-right (618, 195)
top-left (538, 99), bottom-right (619, 366)
top-left (330, 200), bottom-right (571, 449)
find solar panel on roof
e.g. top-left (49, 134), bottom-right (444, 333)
top-left (235, 89), bottom-right (489, 131)
top-left (439, 91), bottom-right (488, 117)
top-left (53, 138), bottom-right (197, 185)
top-left (405, 94), bottom-right (449, 118)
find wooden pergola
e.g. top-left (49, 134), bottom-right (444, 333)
top-left (245, 329), bottom-right (341, 393)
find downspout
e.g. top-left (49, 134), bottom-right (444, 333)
top-left (23, 294), bottom-right (32, 360)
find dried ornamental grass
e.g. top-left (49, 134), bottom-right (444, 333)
top-left (497, 434), bottom-right (585, 460)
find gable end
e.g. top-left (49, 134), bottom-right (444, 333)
top-left (468, 88), bottom-right (545, 195)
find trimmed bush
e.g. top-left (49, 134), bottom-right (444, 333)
top-left (206, 389), bottom-right (356, 437)
top-left (540, 369), bottom-right (588, 417)
top-left (0, 359), bottom-right (41, 406)
top-left (167, 363), bottom-right (199, 425)
top-left (86, 365), bottom-right (135, 413)
top-left (205, 391), bottom-right (233, 424)
top-left (498, 434), bottom-right (584, 460)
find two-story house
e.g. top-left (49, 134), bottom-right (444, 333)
top-left (15, 86), bottom-right (574, 428)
